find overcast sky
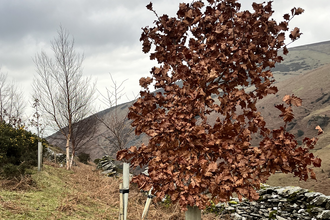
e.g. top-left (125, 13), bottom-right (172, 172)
top-left (1, 0), bottom-right (329, 121)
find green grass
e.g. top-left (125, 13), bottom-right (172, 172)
top-left (0, 164), bottom-right (116, 220)
top-left (2, 166), bottom-right (63, 219)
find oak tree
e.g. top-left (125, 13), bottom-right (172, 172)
top-left (117, 0), bottom-right (322, 211)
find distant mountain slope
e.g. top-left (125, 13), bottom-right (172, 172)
top-left (272, 40), bottom-right (330, 82)
top-left (261, 63), bottom-right (330, 193)
top-left (257, 63), bottom-right (330, 138)
top-left (47, 40), bottom-right (330, 168)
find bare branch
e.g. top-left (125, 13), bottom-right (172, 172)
top-left (96, 74), bottom-right (135, 156)
top-left (33, 26), bottom-right (96, 170)
top-left (0, 71), bottom-right (26, 123)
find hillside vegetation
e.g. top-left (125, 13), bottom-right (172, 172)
top-left (0, 161), bottom-right (228, 220)
top-left (0, 121), bottom-right (47, 179)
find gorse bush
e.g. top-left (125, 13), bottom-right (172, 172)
top-left (0, 121), bottom-right (47, 178)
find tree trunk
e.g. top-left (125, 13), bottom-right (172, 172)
top-left (70, 138), bottom-right (76, 169)
top-left (66, 138), bottom-right (70, 170)
top-left (69, 153), bottom-right (74, 169)
top-left (69, 144), bottom-right (75, 169)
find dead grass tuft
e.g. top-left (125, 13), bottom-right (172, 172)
top-left (66, 162), bottom-right (225, 219)
top-left (56, 194), bottom-right (77, 214)
top-left (0, 174), bottom-right (37, 191)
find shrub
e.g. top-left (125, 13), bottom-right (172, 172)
top-left (0, 121), bottom-right (47, 179)
top-left (1, 163), bottom-right (21, 178)
top-left (78, 152), bottom-right (90, 164)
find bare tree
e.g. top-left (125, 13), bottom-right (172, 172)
top-left (97, 74), bottom-right (135, 155)
top-left (0, 72), bottom-right (26, 123)
top-left (33, 26), bottom-right (96, 170)
top-left (29, 98), bottom-right (48, 138)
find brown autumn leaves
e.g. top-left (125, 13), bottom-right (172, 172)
top-left (117, 0), bottom-right (322, 211)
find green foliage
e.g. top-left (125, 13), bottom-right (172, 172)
top-left (162, 195), bottom-right (172, 208)
top-left (1, 163), bottom-right (21, 178)
top-left (77, 152), bottom-right (91, 164)
top-left (0, 121), bottom-right (47, 178)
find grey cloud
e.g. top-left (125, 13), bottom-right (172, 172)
top-left (0, 0), bottom-right (168, 47)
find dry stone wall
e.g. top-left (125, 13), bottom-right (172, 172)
top-left (96, 155), bottom-right (118, 177)
top-left (213, 185), bottom-right (330, 220)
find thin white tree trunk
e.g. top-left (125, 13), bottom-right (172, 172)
top-left (69, 153), bottom-right (74, 169)
top-left (66, 138), bottom-right (70, 170)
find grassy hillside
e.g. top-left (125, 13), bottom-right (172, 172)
top-left (0, 161), bottom-right (227, 220)
top-left (1, 162), bottom-right (118, 220)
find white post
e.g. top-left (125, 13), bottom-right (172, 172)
top-left (122, 162), bottom-right (129, 220)
top-left (37, 142), bottom-right (43, 171)
top-left (185, 206), bottom-right (201, 220)
top-left (142, 187), bottom-right (153, 220)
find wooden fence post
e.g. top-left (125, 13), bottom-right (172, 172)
top-left (185, 206), bottom-right (201, 220)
